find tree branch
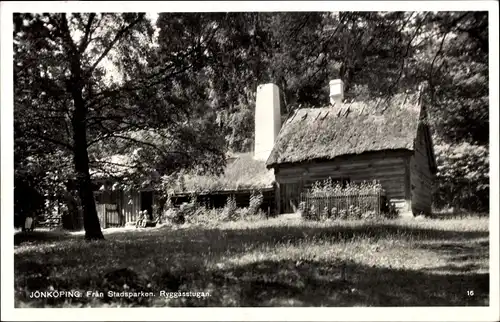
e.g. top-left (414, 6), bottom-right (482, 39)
top-left (428, 31), bottom-right (449, 103)
top-left (87, 134), bottom-right (169, 155)
top-left (58, 13), bottom-right (79, 56)
top-left (306, 12), bottom-right (350, 61)
top-left (90, 159), bottom-right (142, 169)
top-left (385, 12), bottom-right (430, 97)
top-left (86, 14), bottom-right (145, 76)
top-left (87, 62), bottom-right (194, 109)
top-left (78, 13), bottom-right (96, 53)
top-left (427, 12), bottom-right (474, 105)
top-left (28, 131), bottom-right (73, 151)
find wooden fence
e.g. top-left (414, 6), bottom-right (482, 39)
top-left (96, 204), bottom-right (123, 228)
top-left (300, 190), bottom-right (386, 219)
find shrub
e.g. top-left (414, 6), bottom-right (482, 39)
top-left (330, 207), bottom-right (339, 220)
top-left (181, 206), bottom-right (208, 226)
top-left (248, 191), bottom-right (264, 216)
top-left (298, 201), bottom-right (308, 219)
top-left (308, 205), bottom-right (319, 221)
top-left (236, 207), bottom-right (249, 219)
top-left (351, 205), bottom-right (362, 219)
top-left (165, 208), bottom-right (184, 225)
top-left (189, 193), bottom-right (199, 207)
top-left (165, 194), bottom-right (173, 210)
top-left (362, 210), bottom-right (377, 220)
top-left (176, 202), bottom-right (203, 224)
top-left (184, 205), bottom-right (215, 225)
top-left (245, 209), bottom-right (267, 222)
top-left (222, 195), bottom-right (237, 221)
top-left (321, 206), bottom-right (330, 221)
top-left (433, 142), bottom-right (489, 212)
top-left (180, 202), bottom-right (195, 215)
top-left (204, 208), bottom-right (227, 224)
top-left (309, 178), bottom-right (383, 194)
top-left (158, 194), bottom-right (174, 224)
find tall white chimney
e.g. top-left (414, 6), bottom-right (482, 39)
top-left (254, 83), bottom-right (281, 161)
top-left (329, 79), bottom-right (344, 106)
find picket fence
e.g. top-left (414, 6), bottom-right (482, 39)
top-left (299, 190), bottom-right (386, 218)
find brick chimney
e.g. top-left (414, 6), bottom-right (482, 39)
top-left (329, 79), bottom-right (344, 106)
top-left (254, 83), bottom-right (281, 161)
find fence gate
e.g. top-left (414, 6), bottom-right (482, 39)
top-left (97, 204), bottom-right (122, 228)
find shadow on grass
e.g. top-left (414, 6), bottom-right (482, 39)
top-left (191, 259), bottom-right (490, 306)
top-left (15, 220), bottom-right (488, 248)
top-left (14, 230), bottom-right (73, 246)
top-left (105, 221), bottom-right (489, 253)
top-left (14, 222), bottom-right (490, 307)
top-left (417, 239), bottom-right (489, 273)
top-left (15, 258), bottom-right (489, 307)
top-left (428, 211), bottom-right (489, 220)
top-left (213, 223), bottom-right (488, 244)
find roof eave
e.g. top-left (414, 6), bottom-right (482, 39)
top-left (266, 149), bottom-right (415, 168)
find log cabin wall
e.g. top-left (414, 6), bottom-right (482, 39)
top-left (274, 151), bottom-right (412, 214)
top-left (95, 189), bottom-right (142, 225)
top-left (120, 189), bottom-right (141, 224)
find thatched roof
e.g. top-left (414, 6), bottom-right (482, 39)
top-left (91, 151), bottom-right (275, 193)
top-left (266, 93), bottom-right (423, 167)
top-left (174, 152), bottom-right (275, 194)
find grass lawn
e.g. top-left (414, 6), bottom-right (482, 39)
top-left (14, 215), bottom-right (489, 307)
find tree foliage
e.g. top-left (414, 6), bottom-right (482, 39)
top-left (14, 13), bottom-right (227, 238)
top-left (419, 12), bottom-right (489, 211)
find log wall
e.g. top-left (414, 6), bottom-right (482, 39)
top-left (275, 151), bottom-right (412, 214)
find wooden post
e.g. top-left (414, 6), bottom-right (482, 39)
top-left (347, 192), bottom-right (350, 217)
top-left (274, 182), bottom-right (281, 215)
top-left (103, 205), bottom-right (107, 229)
top-left (377, 191), bottom-right (380, 216)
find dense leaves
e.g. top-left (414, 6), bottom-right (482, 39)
top-left (420, 12), bottom-right (489, 211)
top-left (14, 13), bottom-right (228, 238)
top-left (433, 142), bottom-right (489, 211)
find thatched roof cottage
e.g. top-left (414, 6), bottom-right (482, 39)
top-left (91, 78), bottom-right (436, 228)
top-left (260, 80), bottom-right (436, 216)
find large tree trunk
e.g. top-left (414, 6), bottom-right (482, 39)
top-left (72, 104), bottom-right (104, 239)
top-left (71, 83), bottom-right (104, 240)
top-left (58, 12), bottom-right (104, 240)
